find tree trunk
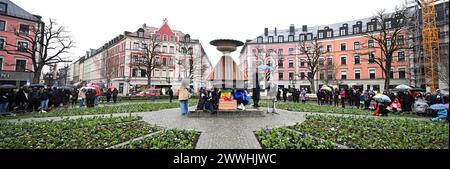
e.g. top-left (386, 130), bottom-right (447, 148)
top-left (309, 78), bottom-right (316, 92)
top-left (32, 66), bottom-right (44, 84)
top-left (384, 66), bottom-right (391, 91)
top-left (148, 73), bottom-right (152, 88)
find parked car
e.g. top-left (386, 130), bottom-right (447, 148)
top-left (137, 88), bottom-right (161, 97)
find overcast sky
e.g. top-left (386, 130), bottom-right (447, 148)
top-left (14, 0), bottom-right (406, 67)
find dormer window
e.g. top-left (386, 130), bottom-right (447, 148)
top-left (288, 35), bottom-right (294, 42)
top-left (137, 28), bottom-right (144, 38)
top-left (340, 29), bottom-right (346, 36)
top-left (353, 27), bottom-right (360, 34)
top-left (368, 24), bottom-right (374, 32)
top-left (278, 36), bottom-right (284, 43)
top-left (326, 31), bottom-right (332, 38)
top-left (268, 36), bottom-right (274, 43)
top-left (300, 34), bottom-right (305, 41)
top-left (0, 2), bottom-right (7, 14)
top-left (318, 32), bottom-right (323, 39)
top-left (257, 36), bottom-right (263, 43)
top-left (385, 21), bottom-right (392, 29)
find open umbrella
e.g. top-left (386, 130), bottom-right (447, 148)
top-left (373, 94), bottom-right (391, 102)
top-left (395, 84), bottom-right (412, 90)
top-left (81, 86), bottom-right (96, 90)
top-left (0, 84), bottom-right (16, 89)
top-left (257, 65), bottom-right (273, 70)
top-left (430, 104), bottom-right (447, 110)
top-left (321, 86), bottom-right (332, 91)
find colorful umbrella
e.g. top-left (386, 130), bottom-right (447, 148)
top-left (430, 104), bottom-right (447, 110)
top-left (373, 94), bottom-right (391, 102)
top-left (321, 86), bottom-right (332, 91)
top-left (395, 84), bottom-right (412, 90)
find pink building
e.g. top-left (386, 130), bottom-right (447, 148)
top-left (240, 18), bottom-right (411, 92)
top-left (0, 0), bottom-right (42, 86)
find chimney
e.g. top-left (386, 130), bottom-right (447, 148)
top-left (289, 24), bottom-right (295, 35)
top-left (302, 25), bottom-right (307, 32)
top-left (264, 28), bottom-right (268, 36)
top-left (275, 27), bottom-right (277, 36)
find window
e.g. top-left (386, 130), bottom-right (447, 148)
top-left (340, 43), bottom-right (346, 51)
top-left (257, 37), bottom-right (263, 43)
top-left (354, 42), bottom-right (360, 50)
top-left (0, 38), bottom-right (4, 50)
top-left (341, 56), bottom-right (347, 65)
top-left (133, 42), bottom-right (139, 50)
top-left (306, 34), bottom-right (312, 40)
top-left (368, 24), bottom-right (374, 32)
top-left (353, 27), bottom-right (360, 34)
top-left (169, 57), bottom-right (174, 65)
top-left (307, 47), bottom-right (311, 53)
top-left (156, 57), bottom-right (160, 65)
top-left (385, 21), bottom-right (392, 29)
top-left (18, 41), bottom-right (28, 52)
top-left (133, 55), bottom-right (139, 63)
top-left (368, 39), bottom-right (374, 48)
top-left (369, 53), bottom-right (375, 63)
top-left (300, 72), bottom-right (305, 80)
top-left (327, 57), bottom-right (333, 65)
top-left (398, 51), bottom-right (405, 61)
top-left (163, 35), bottom-right (168, 42)
top-left (162, 45), bottom-right (167, 53)
top-left (138, 31), bottom-right (144, 38)
top-left (300, 35), bottom-right (305, 41)
top-left (300, 59), bottom-right (305, 67)
top-left (268, 49), bottom-right (274, 55)
top-left (341, 70), bottom-right (347, 80)
top-left (327, 70), bottom-right (333, 80)
top-left (326, 31), bottom-right (332, 38)
top-left (340, 29), bottom-right (346, 36)
top-left (278, 49), bottom-right (283, 56)
top-left (268, 36), bottom-right (273, 43)
top-left (169, 46), bottom-right (175, 54)
top-left (369, 69), bottom-right (376, 79)
top-left (162, 58), bottom-right (167, 66)
top-left (288, 48), bottom-right (294, 55)
top-left (397, 35), bottom-right (404, 45)
top-left (19, 24), bottom-right (29, 35)
top-left (140, 69), bottom-right (147, 77)
top-left (279, 73), bottom-right (283, 80)
top-left (386, 37), bottom-right (392, 46)
top-left (288, 35), bottom-right (294, 42)
top-left (170, 36), bottom-right (174, 42)
top-left (318, 32), bottom-right (323, 39)
top-left (278, 36), bottom-right (284, 43)
top-left (319, 58), bottom-right (324, 66)
top-left (355, 69), bottom-right (361, 79)
top-left (327, 45), bottom-right (332, 52)
top-left (354, 55), bottom-right (360, 64)
top-left (289, 72), bottom-right (294, 80)
top-left (0, 2), bottom-right (7, 14)
top-left (15, 59), bottom-right (27, 72)
top-left (278, 59), bottom-right (283, 67)
top-left (132, 69), bottom-right (138, 77)
top-left (320, 71), bottom-right (325, 80)
top-left (398, 68), bottom-right (406, 79)
top-left (288, 60), bottom-right (294, 68)
top-left (0, 20), bottom-right (5, 31)
top-left (0, 57), bottom-right (3, 70)
top-left (319, 46), bottom-right (324, 53)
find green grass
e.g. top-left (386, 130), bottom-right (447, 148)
top-left (117, 129), bottom-right (200, 149)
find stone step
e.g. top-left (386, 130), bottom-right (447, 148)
top-left (187, 109), bottom-right (266, 118)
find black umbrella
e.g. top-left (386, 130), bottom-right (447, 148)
top-left (0, 84), bottom-right (16, 89)
top-left (28, 84), bottom-right (45, 88)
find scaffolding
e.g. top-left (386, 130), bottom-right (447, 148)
top-left (421, 0), bottom-right (440, 91)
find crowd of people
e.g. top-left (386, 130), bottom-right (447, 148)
top-left (275, 86), bottom-right (449, 119)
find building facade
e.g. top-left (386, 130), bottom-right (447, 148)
top-left (240, 18), bottom-right (411, 92)
top-left (69, 19), bottom-right (212, 95)
top-left (0, 0), bottom-right (42, 86)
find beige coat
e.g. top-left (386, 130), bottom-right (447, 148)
top-left (177, 87), bottom-right (190, 100)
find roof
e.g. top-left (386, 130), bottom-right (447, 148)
top-left (0, 0), bottom-right (41, 22)
top-left (248, 17), bottom-right (374, 44)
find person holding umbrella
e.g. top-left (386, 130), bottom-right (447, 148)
top-left (430, 104), bottom-right (448, 122)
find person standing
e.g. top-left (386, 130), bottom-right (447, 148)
top-left (79, 88), bottom-right (86, 107)
top-left (168, 88), bottom-right (174, 103)
top-left (112, 88), bottom-right (119, 104)
top-left (253, 87), bottom-right (260, 108)
top-left (39, 88), bottom-right (49, 112)
top-left (300, 88), bottom-right (307, 104)
top-left (282, 88), bottom-right (287, 102)
top-left (333, 88), bottom-right (339, 107)
top-left (29, 88), bottom-right (40, 111)
top-left (71, 88), bottom-right (78, 108)
top-left (106, 88), bottom-right (112, 102)
top-left (340, 88), bottom-right (346, 108)
top-left (177, 85), bottom-right (190, 115)
top-left (0, 89), bottom-right (10, 113)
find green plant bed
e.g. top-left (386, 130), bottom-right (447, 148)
top-left (277, 102), bottom-right (373, 115)
top-left (254, 128), bottom-right (338, 149)
top-left (1, 100), bottom-right (197, 120)
top-left (291, 115), bottom-right (449, 149)
top-left (118, 129), bottom-right (200, 149)
top-left (0, 116), bottom-right (160, 149)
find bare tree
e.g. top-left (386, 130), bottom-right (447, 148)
top-left (436, 59), bottom-right (449, 88)
top-left (296, 37), bottom-right (324, 92)
top-left (5, 19), bottom-right (74, 83)
top-left (136, 33), bottom-right (161, 87)
top-left (318, 57), bottom-right (340, 86)
top-left (363, 6), bottom-right (411, 90)
top-left (102, 53), bottom-right (116, 87)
